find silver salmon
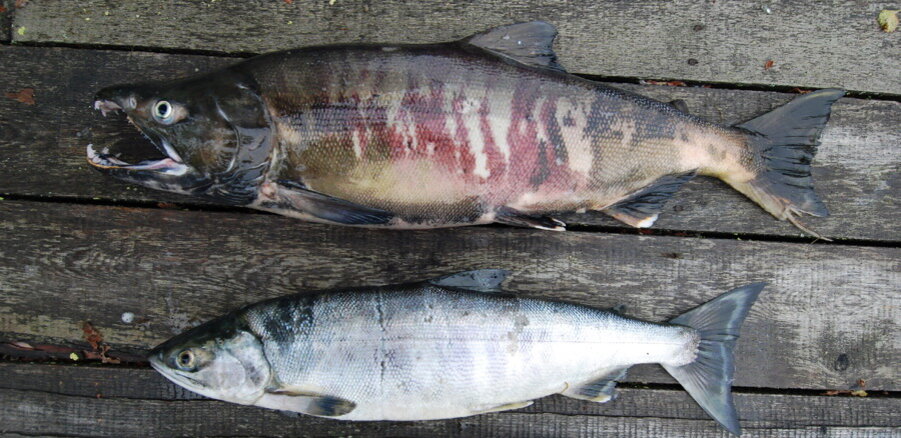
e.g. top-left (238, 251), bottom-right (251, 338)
top-left (149, 270), bottom-right (764, 435)
top-left (88, 22), bottom-right (842, 235)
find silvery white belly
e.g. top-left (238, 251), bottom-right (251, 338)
top-left (250, 287), bottom-right (695, 421)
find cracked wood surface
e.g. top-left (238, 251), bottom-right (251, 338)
top-left (1, 1), bottom-right (898, 436)
top-left (9, 0), bottom-right (901, 94)
top-left (0, 364), bottom-right (898, 437)
top-left (0, 200), bottom-right (896, 392)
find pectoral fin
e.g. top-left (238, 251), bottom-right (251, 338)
top-left (495, 206), bottom-right (566, 231)
top-left (255, 387), bottom-right (356, 417)
top-left (669, 99), bottom-right (690, 114)
top-left (562, 366), bottom-right (629, 403)
top-left (470, 400), bottom-right (533, 414)
top-left (602, 171), bottom-right (696, 227)
top-left (264, 180), bottom-right (394, 225)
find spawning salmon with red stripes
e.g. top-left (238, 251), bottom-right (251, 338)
top-left (87, 22), bottom-right (843, 235)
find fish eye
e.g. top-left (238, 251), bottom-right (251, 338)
top-left (175, 349), bottom-right (196, 370)
top-left (153, 100), bottom-right (174, 123)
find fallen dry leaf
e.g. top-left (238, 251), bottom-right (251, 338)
top-left (791, 88), bottom-right (813, 94)
top-left (763, 60), bottom-right (775, 70)
top-left (877, 9), bottom-right (899, 32)
top-left (283, 0), bottom-right (293, 3)
top-left (82, 321), bottom-right (121, 364)
top-left (5, 88), bottom-right (35, 105)
top-left (82, 321), bottom-right (104, 350)
top-left (0, 6), bottom-right (7, 13)
top-left (14, 0), bottom-right (27, 8)
top-left (157, 202), bottom-right (177, 209)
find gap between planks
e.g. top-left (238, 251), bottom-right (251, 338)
top-left (0, 363), bottom-right (898, 436)
top-left (0, 199), bottom-right (896, 391)
top-left (8, 0), bottom-right (901, 94)
top-left (1, 193), bottom-right (899, 249)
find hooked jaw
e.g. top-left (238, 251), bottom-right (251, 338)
top-left (87, 96), bottom-right (189, 176)
top-left (86, 144), bottom-right (186, 173)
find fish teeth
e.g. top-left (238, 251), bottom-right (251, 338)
top-left (85, 143), bottom-right (128, 166)
top-left (94, 100), bottom-right (123, 117)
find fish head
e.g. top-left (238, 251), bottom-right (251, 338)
top-left (149, 315), bottom-right (272, 404)
top-left (89, 69), bottom-right (272, 205)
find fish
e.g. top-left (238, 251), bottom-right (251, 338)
top-left (88, 21), bottom-right (842, 235)
top-left (149, 269), bottom-right (764, 435)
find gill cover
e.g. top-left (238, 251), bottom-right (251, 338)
top-left (91, 66), bottom-right (273, 205)
top-left (149, 315), bottom-right (272, 405)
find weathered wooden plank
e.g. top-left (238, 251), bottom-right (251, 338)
top-left (0, 1), bottom-right (12, 43)
top-left (2, 390), bottom-right (896, 438)
top-left (2, 364), bottom-right (896, 428)
top-left (457, 415), bottom-right (898, 437)
top-left (11, 1), bottom-right (900, 94)
top-left (0, 200), bottom-right (896, 391)
top-left (0, 46), bottom-right (897, 241)
top-left (0, 364), bottom-right (896, 437)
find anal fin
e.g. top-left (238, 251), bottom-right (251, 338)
top-left (562, 366), bottom-right (629, 403)
top-left (470, 400), bottom-right (533, 414)
top-left (495, 206), bottom-right (566, 231)
top-left (602, 171), bottom-right (696, 228)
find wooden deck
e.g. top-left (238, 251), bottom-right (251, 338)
top-left (0, 1), bottom-right (898, 436)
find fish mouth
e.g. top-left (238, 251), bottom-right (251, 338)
top-left (87, 99), bottom-right (188, 176)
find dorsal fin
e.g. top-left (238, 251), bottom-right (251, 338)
top-left (429, 269), bottom-right (509, 293)
top-left (461, 21), bottom-right (566, 72)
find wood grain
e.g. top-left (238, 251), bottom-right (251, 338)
top-left (0, 0), bottom-right (11, 43)
top-left (1, 364), bottom-right (897, 437)
top-left (2, 363), bottom-right (895, 427)
top-left (0, 45), bottom-right (897, 241)
top-left (10, 1), bottom-right (901, 94)
top-left (10, 388), bottom-right (896, 438)
top-left (0, 200), bottom-right (896, 391)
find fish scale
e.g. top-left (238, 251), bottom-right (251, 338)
top-left (173, 282), bottom-right (697, 420)
top-left (149, 270), bottom-right (764, 434)
top-left (90, 21), bottom-right (842, 235)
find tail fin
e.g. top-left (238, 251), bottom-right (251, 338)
top-left (726, 89), bottom-right (844, 236)
top-left (662, 283), bottom-right (765, 436)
